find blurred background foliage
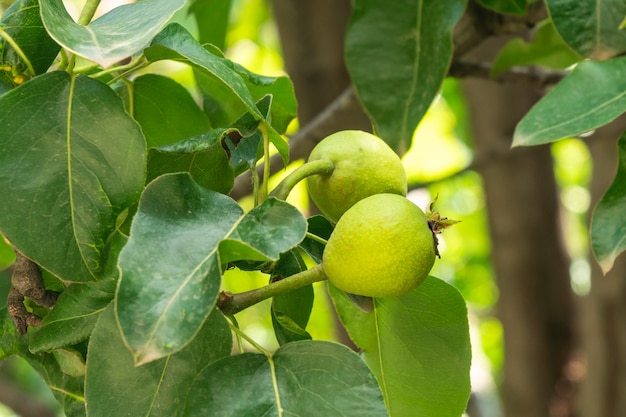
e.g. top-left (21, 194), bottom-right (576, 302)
top-left (0, 0), bottom-right (595, 416)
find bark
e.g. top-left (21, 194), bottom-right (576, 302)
top-left (576, 118), bottom-right (626, 417)
top-left (269, 0), bottom-right (370, 131)
top-left (462, 76), bottom-right (575, 417)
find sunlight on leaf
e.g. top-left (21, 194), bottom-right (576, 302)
top-left (513, 56), bottom-right (626, 147)
top-left (346, 0), bottom-right (467, 154)
top-left (0, 71), bottom-right (145, 283)
top-left (40, 0), bottom-right (184, 67)
top-left (330, 277), bottom-right (471, 417)
top-left (116, 173), bottom-right (307, 365)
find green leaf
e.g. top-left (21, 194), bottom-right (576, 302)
top-left (0, 235), bottom-right (16, 270)
top-left (147, 133), bottom-right (234, 194)
top-left (591, 132), bottom-right (626, 273)
top-left (346, 0), bottom-right (467, 154)
top-left (145, 101), bottom-right (266, 190)
top-left (513, 56), bottom-right (626, 146)
top-left (298, 215), bottom-right (334, 264)
top-left (271, 250), bottom-right (313, 345)
top-left (22, 350), bottom-right (85, 416)
top-left (85, 305), bottom-right (231, 417)
top-left (232, 63), bottom-right (297, 134)
top-left (548, 0), bottom-right (626, 59)
top-left (29, 277), bottom-right (116, 353)
top-left (0, 0), bottom-right (61, 89)
top-left (145, 23), bottom-right (260, 123)
top-left (53, 348), bottom-right (86, 377)
top-left (476, 0), bottom-right (526, 15)
top-left (0, 71), bottom-right (146, 283)
top-left (116, 173), bottom-right (307, 364)
top-left (184, 340), bottom-right (389, 417)
top-left (40, 0), bottom-right (185, 67)
top-left (0, 308), bottom-right (28, 359)
top-left (145, 23), bottom-right (289, 164)
top-left (188, 0), bottom-right (232, 51)
top-left (131, 74), bottom-right (211, 148)
top-left (330, 277), bottom-right (471, 417)
top-left (492, 19), bottom-right (583, 76)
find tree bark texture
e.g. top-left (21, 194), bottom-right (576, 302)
top-left (576, 118), bottom-right (626, 417)
top-left (462, 77), bottom-right (575, 417)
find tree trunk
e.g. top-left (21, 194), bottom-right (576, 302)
top-left (576, 118), bottom-right (626, 417)
top-left (270, 0), bottom-right (370, 131)
top-left (463, 78), bottom-right (575, 417)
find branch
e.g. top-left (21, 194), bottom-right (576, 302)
top-left (449, 61), bottom-right (568, 89)
top-left (217, 264), bottom-right (327, 315)
top-left (228, 1), bottom-right (551, 201)
top-left (453, 0), bottom-right (548, 59)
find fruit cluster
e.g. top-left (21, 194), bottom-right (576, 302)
top-left (303, 130), bottom-right (455, 298)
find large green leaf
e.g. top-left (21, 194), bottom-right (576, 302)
top-left (492, 19), bottom-right (582, 76)
top-left (184, 340), bottom-right (389, 417)
top-left (330, 277), bottom-right (471, 417)
top-left (477, 0), bottom-right (526, 15)
top-left (0, 308), bottom-right (28, 359)
top-left (40, 0), bottom-right (184, 68)
top-left (591, 132), bottom-right (626, 273)
top-left (116, 173), bottom-right (307, 364)
top-left (0, 0), bottom-right (61, 90)
top-left (145, 23), bottom-right (260, 122)
top-left (29, 277), bottom-right (116, 353)
top-left (85, 305), bottom-right (231, 417)
top-left (22, 350), bottom-right (85, 417)
top-left (131, 73), bottom-right (211, 148)
top-left (0, 71), bottom-right (146, 283)
top-left (548, 0), bottom-right (626, 59)
top-left (345, 0), bottom-right (466, 154)
top-left (513, 56), bottom-right (626, 146)
top-left (145, 23), bottom-right (289, 164)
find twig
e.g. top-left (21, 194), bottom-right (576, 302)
top-left (217, 264), bottom-right (327, 315)
top-left (230, 1), bottom-right (552, 201)
top-left (449, 61), bottom-right (568, 88)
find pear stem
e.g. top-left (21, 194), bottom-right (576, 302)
top-left (270, 159), bottom-right (335, 200)
top-left (217, 264), bottom-right (327, 315)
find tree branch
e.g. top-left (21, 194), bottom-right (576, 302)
top-left (229, 1), bottom-right (554, 201)
top-left (217, 264), bottom-right (327, 315)
top-left (449, 61), bottom-right (568, 89)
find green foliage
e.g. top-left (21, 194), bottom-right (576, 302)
top-left (2, 0), bottom-right (626, 416)
top-left (40, 0), bottom-right (185, 67)
top-left (492, 19), bottom-right (582, 76)
top-left (0, 0), bottom-right (60, 90)
top-left (345, 0), bottom-right (466, 154)
top-left (476, 0), bottom-right (527, 15)
top-left (547, 0), bottom-right (626, 59)
top-left (514, 57), bottom-right (626, 146)
top-left (330, 278), bottom-right (471, 417)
